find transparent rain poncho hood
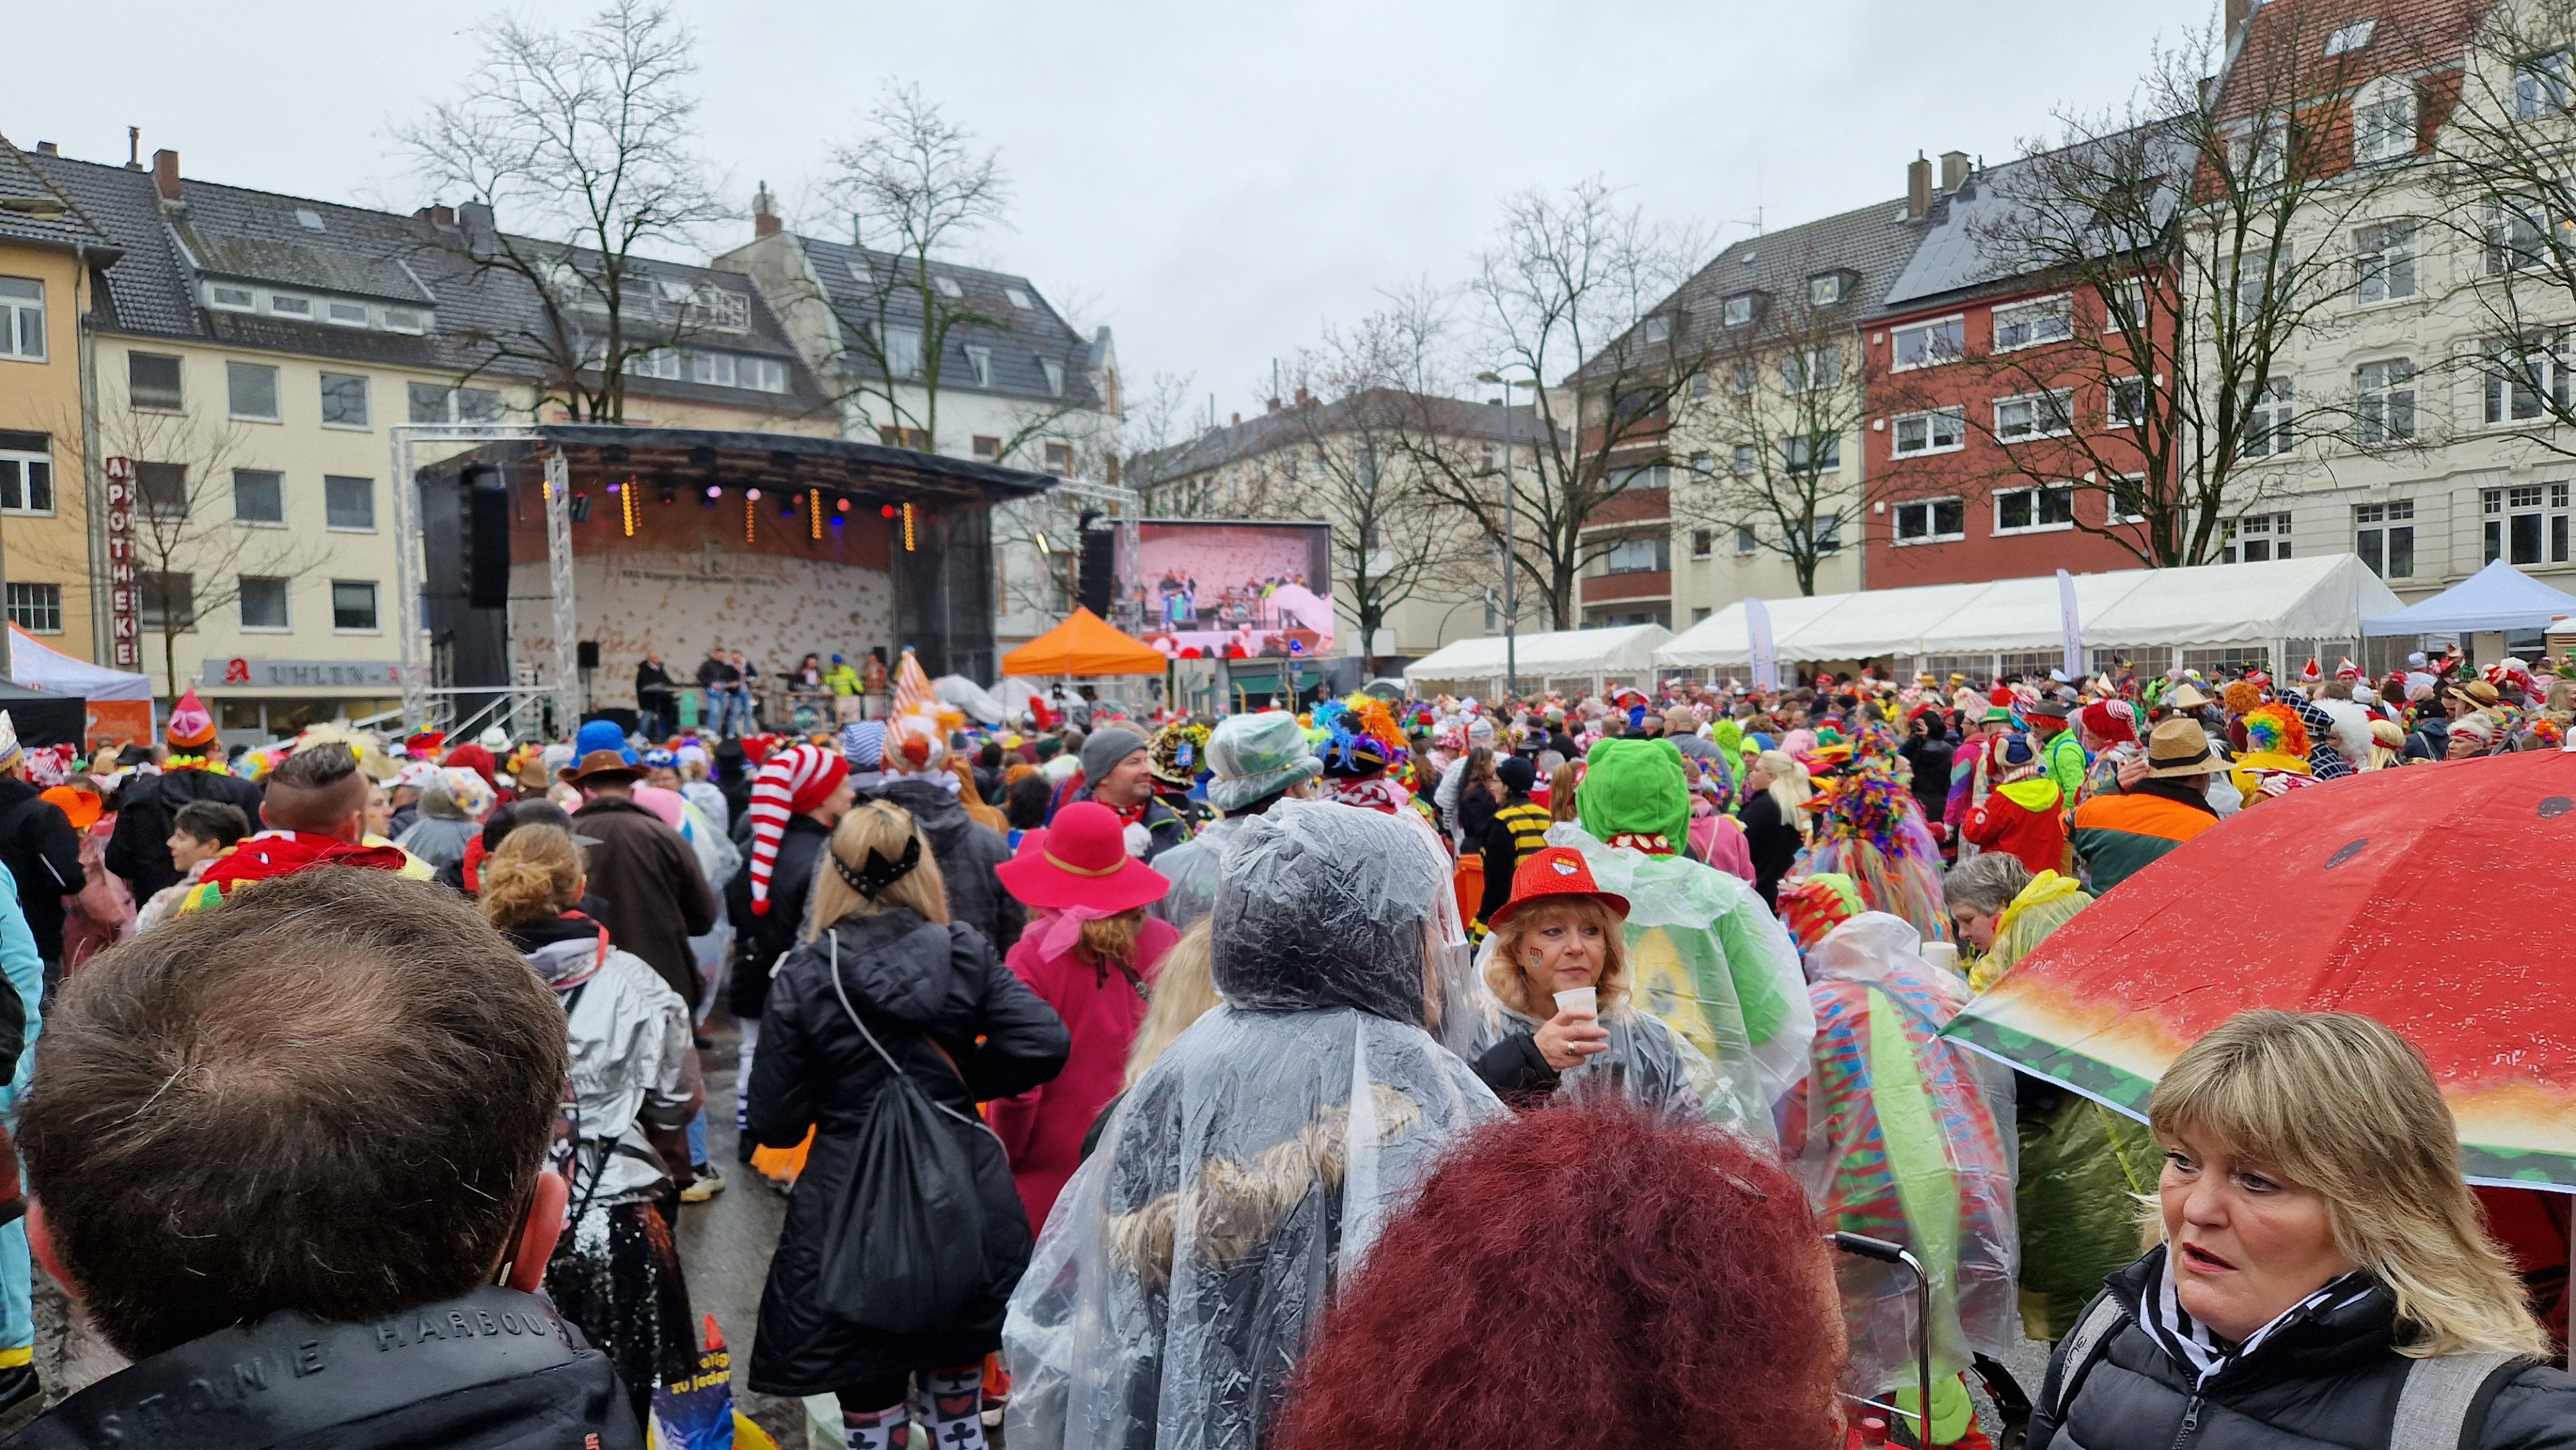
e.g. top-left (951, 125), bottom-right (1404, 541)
top-left (1462, 933), bottom-right (1716, 1119)
top-left (1004, 800), bottom-right (1505, 1450)
top-left (1539, 821), bottom-right (1813, 1141)
top-left (1788, 912), bottom-right (2019, 1396)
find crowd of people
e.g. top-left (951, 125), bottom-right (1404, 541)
top-left (0, 639), bottom-right (2569, 1449)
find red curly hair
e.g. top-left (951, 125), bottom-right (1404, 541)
top-left (1270, 1102), bottom-right (1844, 1450)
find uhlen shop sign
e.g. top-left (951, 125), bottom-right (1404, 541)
top-left (103, 458), bottom-right (138, 669)
top-left (214, 659), bottom-right (413, 691)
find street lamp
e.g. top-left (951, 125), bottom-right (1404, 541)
top-left (1477, 371), bottom-right (1539, 699)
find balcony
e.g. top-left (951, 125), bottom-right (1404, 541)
top-left (1583, 569), bottom-right (1670, 603)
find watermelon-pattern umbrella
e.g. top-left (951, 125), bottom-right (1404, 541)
top-left (1948, 747), bottom-right (2576, 1190)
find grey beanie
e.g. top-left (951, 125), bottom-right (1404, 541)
top-left (1080, 725), bottom-right (1149, 785)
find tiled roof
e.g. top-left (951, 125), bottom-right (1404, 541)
top-left (1135, 389), bottom-right (1540, 480)
top-left (23, 156), bottom-right (194, 335)
top-left (1880, 124), bottom-right (2192, 311)
top-left (1578, 195), bottom-right (1929, 382)
top-left (0, 137), bottom-right (113, 256)
top-left (775, 233), bottom-right (1100, 407)
top-left (2219, 0), bottom-right (2489, 122)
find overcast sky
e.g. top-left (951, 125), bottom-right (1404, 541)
top-left (14, 0), bottom-right (2213, 424)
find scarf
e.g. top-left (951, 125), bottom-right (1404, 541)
top-left (1036, 904), bottom-right (1123, 961)
top-left (1325, 777), bottom-right (1411, 815)
top-left (2135, 1247), bottom-right (2369, 1388)
top-left (194, 830), bottom-right (412, 898)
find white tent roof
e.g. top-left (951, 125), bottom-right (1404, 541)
top-left (10, 626), bottom-right (152, 700)
top-left (1652, 554), bottom-right (2402, 668)
top-left (2361, 559), bottom-right (2576, 636)
top-left (1403, 624), bottom-right (1673, 685)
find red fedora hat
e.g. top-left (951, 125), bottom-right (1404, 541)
top-left (994, 801), bottom-right (1170, 913)
top-left (1487, 846), bottom-right (1630, 929)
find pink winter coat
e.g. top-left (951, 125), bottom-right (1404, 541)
top-left (989, 913), bottom-right (1180, 1228)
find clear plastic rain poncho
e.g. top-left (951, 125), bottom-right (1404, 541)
top-left (1004, 800), bottom-right (1505, 1450)
top-left (1787, 913), bottom-right (2018, 1400)
top-left (1539, 821), bottom-right (1813, 1141)
top-left (1460, 932), bottom-right (1715, 1118)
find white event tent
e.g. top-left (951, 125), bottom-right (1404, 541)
top-left (1402, 623), bottom-right (1672, 699)
top-left (1655, 554), bottom-right (2401, 682)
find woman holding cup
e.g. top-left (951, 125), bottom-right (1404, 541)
top-left (1462, 846), bottom-right (1714, 1114)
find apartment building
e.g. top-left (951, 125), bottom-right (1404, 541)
top-left (1133, 389), bottom-right (1537, 661)
top-left (1865, 142), bottom-right (2182, 589)
top-left (714, 192), bottom-right (1119, 651)
top-left (29, 143), bottom-right (830, 740)
top-left (0, 138), bottom-right (116, 663)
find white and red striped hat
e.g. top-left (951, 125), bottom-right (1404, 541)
top-left (748, 742), bottom-right (851, 916)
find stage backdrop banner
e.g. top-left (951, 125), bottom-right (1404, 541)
top-left (1116, 520), bottom-right (1333, 661)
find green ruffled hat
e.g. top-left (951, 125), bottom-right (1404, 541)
top-left (1574, 737), bottom-right (1690, 847)
top-left (1205, 711), bottom-right (1324, 811)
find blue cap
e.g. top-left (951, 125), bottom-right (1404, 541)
top-left (575, 718), bottom-right (637, 765)
top-left (832, 653), bottom-right (845, 664)
top-left (1999, 733), bottom-right (2037, 769)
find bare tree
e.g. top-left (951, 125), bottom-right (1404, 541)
top-left (2428, 0), bottom-right (2576, 463)
top-left (1674, 257), bottom-right (1876, 594)
top-left (1390, 181), bottom-right (1713, 628)
top-left (398, 0), bottom-right (728, 421)
top-left (1885, 11), bottom-right (2421, 567)
top-left (70, 408), bottom-right (326, 697)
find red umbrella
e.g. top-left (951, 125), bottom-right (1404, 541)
top-left (1950, 748), bottom-right (2576, 1188)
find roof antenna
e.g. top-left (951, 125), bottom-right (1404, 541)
top-left (126, 126), bottom-right (141, 170)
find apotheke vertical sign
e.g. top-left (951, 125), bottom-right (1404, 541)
top-left (103, 458), bottom-right (138, 669)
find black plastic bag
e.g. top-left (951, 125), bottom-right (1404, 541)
top-left (814, 935), bottom-right (994, 1335)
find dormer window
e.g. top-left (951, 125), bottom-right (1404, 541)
top-left (2353, 77), bottom-right (2418, 165)
top-left (1809, 273), bottom-right (1845, 306)
top-left (268, 293), bottom-right (311, 317)
top-left (1721, 293), bottom-right (1758, 327)
top-left (846, 258), bottom-right (872, 285)
top-left (2325, 19), bottom-right (2376, 56)
top-left (1641, 313), bottom-right (1674, 344)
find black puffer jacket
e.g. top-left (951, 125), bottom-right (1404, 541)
top-left (724, 811), bottom-right (831, 1018)
top-left (873, 779), bottom-right (1024, 955)
top-left (103, 766), bottom-right (264, 903)
top-left (744, 906), bottom-right (1067, 1397)
top-left (2033, 1249), bottom-right (2576, 1450)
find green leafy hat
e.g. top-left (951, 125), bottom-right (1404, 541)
top-left (1574, 737), bottom-right (1690, 846)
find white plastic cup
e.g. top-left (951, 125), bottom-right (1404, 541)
top-left (1552, 986), bottom-right (1598, 1018)
top-left (1920, 941), bottom-right (1962, 976)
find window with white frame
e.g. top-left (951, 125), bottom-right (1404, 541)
top-left (1603, 534), bottom-right (1670, 573)
top-left (1891, 316), bottom-right (1964, 370)
top-left (331, 580), bottom-right (380, 632)
top-left (2483, 483), bottom-right (2572, 565)
top-left (135, 462), bottom-right (185, 520)
top-left (0, 435), bottom-right (54, 515)
top-left (2325, 19), bottom-right (2376, 54)
top-left (2485, 197), bottom-right (2552, 275)
top-left (934, 275), bottom-right (964, 299)
top-left (2232, 246), bottom-right (2295, 316)
top-left (238, 576), bottom-right (289, 631)
top-left (128, 352), bottom-right (183, 411)
top-left (1731, 443), bottom-right (1758, 475)
top-left (232, 469), bottom-right (284, 525)
top-left (1004, 287), bottom-right (1033, 309)
top-left (1041, 357), bottom-right (1066, 395)
top-left (2222, 512), bottom-right (2293, 563)
top-left (1721, 293), bottom-right (1758, 327)
top-left (226, 362), bottom-right (280, 421)
top-left (2353, 499), bottom-right (2414, 578)
top-left (1994, 389), bottom-right (2074, 442)
top-left (1786, 512), bottom-right (1843, 554)
top-left (1687, 371), bottom-right (1709, 399)
top-left (1781, 344), bottom-right (1842, 393)
top-left (2107, 475), bottom-right (2150, 524)
top-left (267, 293), bottom-right (312, 319)
top-left (1893, 497), bottom-right (1966, 544)
top-left (2485, 336), bottom-right (2569, 424)
top-left (2102, 277), bottom-right (2148, 334)
top-left (1784, 433), bottom-right (1841, 474)
top-left (140, 571), bottom-right (195, 630)
top-left (1690, 529), bottom-right (1713, 558)
top-left (205, 283), bottom-right (254, 311)
top-left (318, 373), bottom-right (369, 428)
top-left (2352, 78), bottom-right (2417, 165)
top-left (2110, 377), bottom-right (2148, 428)
top-left (1995, 484), bottom-right (2075, 534)
top-left (2240, 378), bottom-right (2295, 457)
top-left (5, 583), bottom-right (60, 635)
top-left (1992, 295), bottom-right (2074, 352)
top-left (324, 475), bottom-right (375, 531)
top-left (1729, 360), bottom-right (1758, 393)
top-left (408, 383), bottom-right (504, 423)
top-left (881, 326), bottom-right (924, 377)
top-left (1735, 524), bottom-right (1759, 554)
top-left (2232, 124), bottom-right (2289, 189)
top-left (1808, 274), bottom-right (1843, 306)
top-left (1891, 407), bottom-right (1965, 456)
top-left (624, 347), bottom-right (683, 380)
top-left (2355, 222), bottom-right (2417, 303)
top-left (964, 345), bottom-right (994, 387)
top-left (1641, 314), bottom-right (1674, 344)
top-left (2516, 52), bottom-right (2573, 119)
top-left (2354, 360), bottom-right (2416, 444)
top-left (0, 279), bottom-right (44, 362)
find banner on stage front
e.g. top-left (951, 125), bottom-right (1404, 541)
top-left (1747, 595), bottom-right (1776, 690)
top-left (1116, 520), bottom-right (1334, 661)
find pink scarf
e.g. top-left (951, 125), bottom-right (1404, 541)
top-left (1037, 904), bottom-right (1123, 959)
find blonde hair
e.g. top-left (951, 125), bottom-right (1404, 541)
top-left (477, 825), bottom-right (582, 930)
top-left (1547, 759), bottom-right (1582, 824)
top-left (2150, 1010), bottom-right (2546, 1357)
top-left (1481, 898), bottom-right (1631, 1019)
top-left (1125, 918), bottom-right (1220, 1088)
top-left (1080, 908), bottom-right (1147, 972)
top-left (1756, 749), bottom-right (1813, 829)
top-left (806, 800), bottom-right (949, 937)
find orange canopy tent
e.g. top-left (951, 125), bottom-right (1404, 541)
top-left (1000, 608), bottom-right (1168, 677)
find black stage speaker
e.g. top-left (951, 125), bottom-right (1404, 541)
top-left (464, 465), bottom-right (512, 610)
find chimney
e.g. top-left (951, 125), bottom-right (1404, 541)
top-left (1294, 385), bottom-right (1312, 407)
top-left (1230, 412), bottom-right (1241, 427)
top-left (1906, 154), bottom-right (1933, 218)
top-left (33, 142), bottom-right (56, 156)
top-left (151, 148), bottom-right (181, 202)
top-left (458, 201), bottom-right (495, 254)
top-left (1940, 150), bottom-right (1970, 192)
top-left (753, 181), bottom-right (780, 238)
top-left (1266, 397), bottom-right (1280, 412)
